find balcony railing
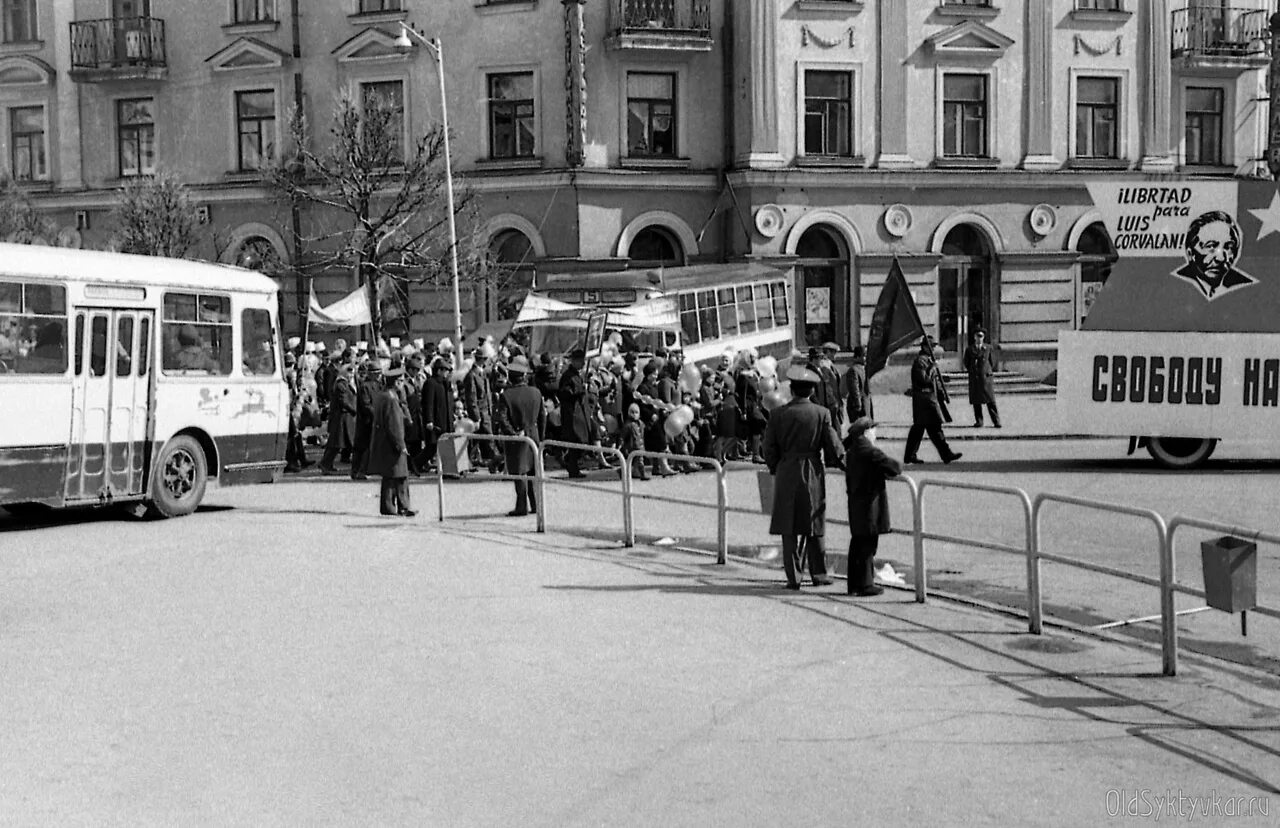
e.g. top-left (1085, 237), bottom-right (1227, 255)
top-left (69, 17), bottom-right (167, 80)
top-left (607, 0), bottom-right (712, 50)
top-left (1171, 6), bottom-right (1269, 59)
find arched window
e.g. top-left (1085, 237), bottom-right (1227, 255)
top-left (795, 226), bottom-right (850, 349)
top-left (235, 236), bottom-right (284, 273)
top-left (487, 229), bottom-right (536, 323)
top-left (937, 224), bottom-right (995, 354)
top-left (627, 226), bottom-right (682, 267)
top-left (1075, 222), bottom-right (1116, 327)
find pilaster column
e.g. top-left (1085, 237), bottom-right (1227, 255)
top-left (738, 0), bottom-right (783, 168)
top-left (53, 0), bottom-right (82, 189)
top-left (1141, 0), bottom-right (1176, 172)
top-left (1022, 1), bottom-right (1058, 170)
top-left (877, 0), bottom-right (912, 169)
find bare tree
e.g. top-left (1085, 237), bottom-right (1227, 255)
top-left (108, 170), bottom-right (202, 258)
top-left (0, 176), bottom-right (63, 244)
top-left (267, 91), bottom-right (486, 342)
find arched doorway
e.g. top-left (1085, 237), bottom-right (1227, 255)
top-left (626, 225), bottom-right (683, 267)
top-left (795, 226), bottom-right (850, 348)
top-left (1075, 222), bottom-right (1116, 328)
top-left (487, 228), bottom-right (537, 323)
top-left (937, 224), bottom-right (995, 354)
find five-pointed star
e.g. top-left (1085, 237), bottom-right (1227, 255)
top-left (1248, 189), bottom-right (1280, 241)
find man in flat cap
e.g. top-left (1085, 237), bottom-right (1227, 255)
top-left (904, 336), bottom-right (962, 465)
top-left (496, 355), bottom-right (547, 516)
top-left (843, 416), bottom-right (901, 597)
top-left (816, 341), bottom-right (844, 432)
top-left (762, 364), bottom-right (844, 590)
top-left (368, 364), bottom-right (415, 517)
top-left (557, 348), bottom-right (592, 478)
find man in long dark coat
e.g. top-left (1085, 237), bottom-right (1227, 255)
top-left (816, 342), bottom-right (844, 430)
top-left (318, 358), bottom-right (357, 473)
top-left (350, 360), bottom-right (382, 480)
top-left (762, 364), bottom-right (844, 591)
top-left (843, 416), bottom-right (901, 597)
top-left (556, 348), bottom-right (592, 478)
top-left (418, 359), bottom-right (455, 472)
top-left (962, 328), bottom-right (1001, 428)
top-left (495, 356), bottom-right (546, 516)
top-left (368, 367), bottom-right (415, 517)
top-left (462, 351), bottom-right (497, 472)
top-left (904, 337), bottom-right (962, 465)
top-left (844, 345), bottom-right (872, 422)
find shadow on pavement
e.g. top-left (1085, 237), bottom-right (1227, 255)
top-left (0, 502), bottom-right (232, 532)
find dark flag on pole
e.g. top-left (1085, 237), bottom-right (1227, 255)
top-left (864, 257), bottom-right (925, 379)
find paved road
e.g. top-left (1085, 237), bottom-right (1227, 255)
top-left (2, 480), bottom-right (1278, 825)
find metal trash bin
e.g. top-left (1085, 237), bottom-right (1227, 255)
top-left (1199, 535), bottom-right (1257, 614)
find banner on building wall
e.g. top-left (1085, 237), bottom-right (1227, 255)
top-left (308, 284), bottom-right (372, 328)
top-left (865, 258), bottom-right (924, 379)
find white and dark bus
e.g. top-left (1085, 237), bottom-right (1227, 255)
top-left (0, 244), bottom-right (287, 517)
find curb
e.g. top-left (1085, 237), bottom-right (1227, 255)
top-left (875, 431), bottom-right (1103, 443)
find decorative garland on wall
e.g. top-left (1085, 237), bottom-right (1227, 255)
top-left (1073, 34), bottom-right (1122, 57)
top-left (801, 25), bottom-right (855, 49)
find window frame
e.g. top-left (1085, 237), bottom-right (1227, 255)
top-left (9, 104), bottom-right (46, 182)
top-left (939, 71), bottom-right (990, 159)
top-left (1182, 81), bottom-right (1228, 167)
top-left (357, 77), bottom-right (407, 166)
top-left (240, 306), bottom-right (277, 376)
top-left (0, 280), bottom-right (68, 376)
top-left (233, 87), bottom-right (278, 172)
top-left (1076, 0), bottom-right (1121, 9)
top-left (624, 70), bottom-right (678, 159)
top-left (2, 0), bottom-right (37, 44)
top-left (797, 62), bottom-right (862, 160)
top-left (116, 97), bottom-right (157, 178)
top-left (358, 0), bottom-right (403, 12)
top-left (1069, 69), bottom-right (1129, 162)
top-left (160, 291), bottom-right (234, 377)
top-left (231, 0), bottom-right (276, 23)
top-left (485, 69), bottom-right (537, 161)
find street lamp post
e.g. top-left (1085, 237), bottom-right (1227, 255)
top-left (394, 22), bottom-right (464, 356)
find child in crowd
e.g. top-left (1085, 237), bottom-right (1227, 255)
top-left (619, 403), bottom-right (649, 481)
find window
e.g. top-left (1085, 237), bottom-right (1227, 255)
top-left (10, 106), bottom-right (45, 181)
top-left (233, 0), bottom-right (275, 23)
top-left (735, 285), bottom-right (757, 334)
top-left (488, 72), bottom-right (535, 159)
top-left (1075, 77), bottom-right (1118, 158)
top-left (116, 316), bottom-right (134, 377)
top-left (1076, 0), bottom-right (1121, 9)
top-left (679, 292), bottom-right (700, 345)
top-left (162, 292), bottom-right (232, 375)
top-left (942, 73), bottom-right (988, 157)
top-left (361, 80), bottom-right (405, 164)
top-left (804, 71), bottom-right (852, 156)
top-left (770, 282), bottom-right (789, 327)
top-left (236, 90), bottom-right (276, 171)
top-left (241, 308), bottom-right (276, 375)
top-left (358, 0), bottom-right (402, 11)
top-left (626, 72), bottom-right (676, 158)
top-left (0, 281), bottom-right (66, 375)
top-left (117, 98), bottom-right (156, 177)
top-left (943, 0), bottom-right (990, 5)
top-left (2, 0), bottom-right (35, 43)
top-left (1185, 86), bottom-right (1223, 166)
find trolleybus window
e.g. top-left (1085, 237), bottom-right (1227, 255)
top-left (137, 316), bottom-right (150, 376)
top-left (162, 291), bottom-right (232, 375)
top-left (240, 307), bottom-right (276, 376)
top-left (116, 315), bottom-right (134, 377)
top-left (0, 280), bottom-right (66, 374)
top-left (90, 315), bottom-right (107, 377)
top-left (73, 313), bottom-right (84, 377)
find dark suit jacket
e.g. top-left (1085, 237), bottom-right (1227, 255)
top-left (762, 397), bottom-right (842, 536)
top-left (368, 388), bottom-right (408, 479)
top-left (557, 364), bottom-right (592, 443)
top-left (461, 368), bottom-right (492, 427)
top-left (421, 376), bottom-right (455, 445)
top-left (963, 343), bottom-right (997, 404)
top-left (496, 382), bottom-right (547, 473)
top-left (326, 373), bottom-right (357, 451)
top-left (910, 352), bottom-right (949, 427)
top-left (844, 434), bottom-right (902, 536)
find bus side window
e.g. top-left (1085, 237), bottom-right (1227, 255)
top-left (162, 291), bottom-right (232, 375)
top-left (0, 281), bottom-right (67, 375)
top-left (240, 308), bottom-right (276, 376)
top-left (116, 315), bottom-right (134, 377)
top-left (137, 316), bottom-right (150, 376)
top-left (90, 315), bottom-right (107, 378)
top-left (74, 313), bottom-right (84, 376)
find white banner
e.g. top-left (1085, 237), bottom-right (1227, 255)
top-left (308, 284), bottom-right (371, 328)
top-left (1057, 330), bottom-right (1280, 440)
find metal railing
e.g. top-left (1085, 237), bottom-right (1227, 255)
top-left (436, 432), bottom-right (545, 534)
top-left (626, 451), bottom-right (726, 563)
top-left (540, 440), bottom-right (632, 546)
top-left (607, 0), bottom-right (711, 35)
top-left (1171, 6), bottom-right (1269, 57)
top-left (70, 17), bottom-right (167, 70)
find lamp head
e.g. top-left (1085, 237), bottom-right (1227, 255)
top-left (393, 23), bottom-right (414, 52)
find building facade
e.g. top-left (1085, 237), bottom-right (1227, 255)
top-left (5, 0), bottom-right (1273, 369)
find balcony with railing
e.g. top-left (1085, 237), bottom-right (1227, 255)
top-left (69, 17), bottom-right (167, 82)
top-left (605, 0), bottom-right (712, 52)
top-left (1171, 5), bottom-right (1270, 70)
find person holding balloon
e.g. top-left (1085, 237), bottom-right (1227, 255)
top-left (762, 364), bottom-right (845, 591)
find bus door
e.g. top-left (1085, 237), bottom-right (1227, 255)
top-left (68, 308), bottom-right (153, 502)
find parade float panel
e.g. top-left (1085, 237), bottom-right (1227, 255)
top-left (1058, 181), bottom-right (1280, 443)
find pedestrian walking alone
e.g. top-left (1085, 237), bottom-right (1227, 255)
top-left (904, 337), bottom-right (962, 465)
top-left (843, 417), bottom-right (901, 597)
top-left (762, 364), bottom-right (844, 590)
top-left (962, 328), bottom-right (1001, 428)
top-left (368, 366), bottom-right (415, 517)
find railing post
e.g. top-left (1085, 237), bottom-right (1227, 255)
top-left (1160, 521), bottom-right (1178, 676)
top-left (1028, 498), bottom-right (1044, 634)
top-left (533, 438), bottom-right (546, 535)
top-left (621, 450), bottom-right (634, 548)
top-left (715, 460), bottom-right (727, 565)
top-left (436, 463), bottom-right (445, 522)
top-left (913, 479), bottom-right (926, 603)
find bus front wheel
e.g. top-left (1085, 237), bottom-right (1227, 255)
top-left (147, 435), bottom-right (208, 518)
top-left (1146, 437), bottom-right (1217, 470)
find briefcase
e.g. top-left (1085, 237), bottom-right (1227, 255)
top-left (438, 434), bottom-right (473, 476)
top-left (757, 470), bottom-right (775, 514)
